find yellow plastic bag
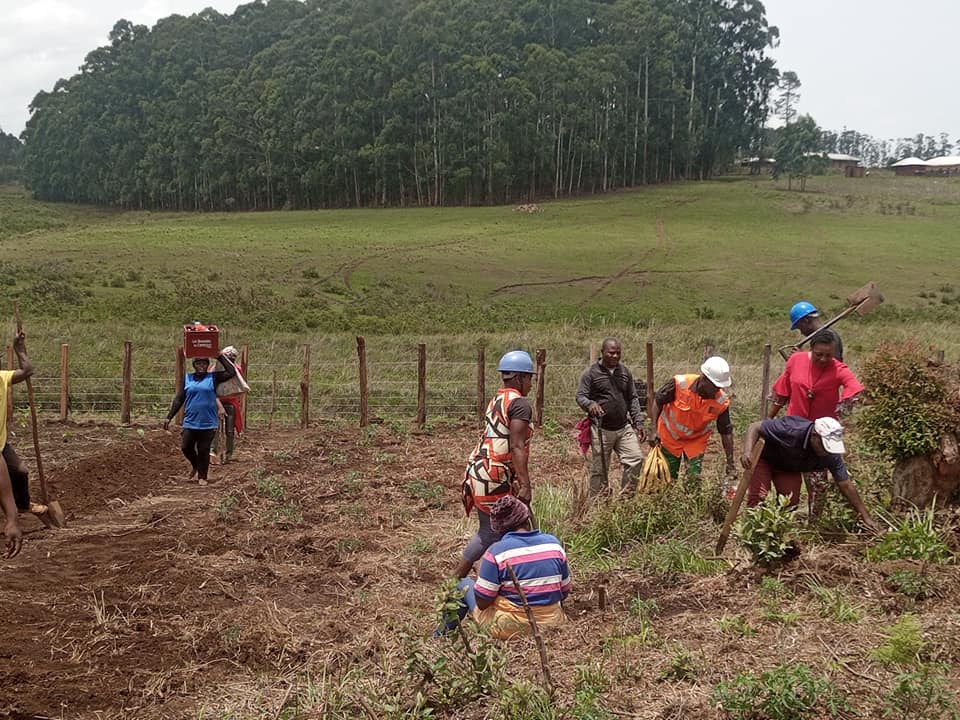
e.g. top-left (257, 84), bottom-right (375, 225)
top-left (638, 445), bottom-right (672, 494)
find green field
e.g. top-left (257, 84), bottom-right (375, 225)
top-left (1, 174), bottom-right (959, 423)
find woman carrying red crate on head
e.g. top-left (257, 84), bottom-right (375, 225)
top-left (164, 351), bottom-right (236, 485)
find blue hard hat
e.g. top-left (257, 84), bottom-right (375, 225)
top-left (497, 350), bottom-right (535, 374)
top-left (789, 301), bottom-right (818, 329)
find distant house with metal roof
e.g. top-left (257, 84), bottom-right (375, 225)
top-left (926, 155), bottom-right (960, 174)
top-left (890, 155), bottom-right (960, 176)
top-left (890, 156), bottom-right (928, 176)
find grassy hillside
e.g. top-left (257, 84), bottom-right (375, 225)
top-left (2, 173), bottom-right (959, 338)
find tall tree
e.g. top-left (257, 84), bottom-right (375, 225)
top-left (773, 70), bottom-right (801, 125)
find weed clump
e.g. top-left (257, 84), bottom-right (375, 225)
top-left (866, 505), bottom-right (951, 562)
top-left (711, 663), bottom-right (849, 720)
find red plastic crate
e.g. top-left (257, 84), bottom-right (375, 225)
top-left (183, 324), bottom-right (220, 358)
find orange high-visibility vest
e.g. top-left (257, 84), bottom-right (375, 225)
top-left (657, 374), bottom-right (729, 458)
top-left (462, 387), bottom-right (533, 515)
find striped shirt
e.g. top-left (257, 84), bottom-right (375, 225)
top-left (474, 530), bottom-right (571, 607)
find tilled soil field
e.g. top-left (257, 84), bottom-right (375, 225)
top-left (1, 419), bottom-right (958, 719)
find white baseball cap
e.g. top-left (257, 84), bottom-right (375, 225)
top-left (813, 417), bottom-right (845, 454)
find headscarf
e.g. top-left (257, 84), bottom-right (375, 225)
top-left (490, 495), bottom-right (531, 535)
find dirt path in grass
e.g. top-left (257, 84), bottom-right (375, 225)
top-left (1, 420), bottom-right (959, 718)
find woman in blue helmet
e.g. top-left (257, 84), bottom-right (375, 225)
top-left (455, 349), bottom-right (536, 580)
top-left (790, 301), bottom-right (843, 361)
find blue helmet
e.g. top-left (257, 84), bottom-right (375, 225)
top-left (497, 350), bottom-right (535, 374)
top-left (789, 301), bottom-right (818, 330)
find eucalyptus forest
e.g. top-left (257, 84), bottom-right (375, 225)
top-left (20, 0), bottom-right (780, 210)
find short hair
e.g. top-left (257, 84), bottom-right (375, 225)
top-left (809, 329), bottom-right (839, 348)
top-left (601, 337), bottom-right (620, 350)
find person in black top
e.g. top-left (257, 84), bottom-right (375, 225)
top-left (576, 338), bottom-right (646, 495)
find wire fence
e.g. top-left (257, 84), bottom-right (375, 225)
top-left (3, 338), bottom-right (779, 430)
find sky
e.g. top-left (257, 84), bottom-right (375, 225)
top-left (761, 0), bottom-right (959, 143)
top-left (1, 0), bottom-right (958, 145)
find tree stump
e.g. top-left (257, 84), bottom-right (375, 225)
top-left (891, 433), bottom-right (960, 509)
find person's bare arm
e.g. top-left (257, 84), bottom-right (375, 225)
top-left (509, 419), bottom-right (531, 503)
top-left (741, 422), bottom-right (762, 469)
top-left (836, 479), bottom-right (880, 534)
top-left (11, 332), bottom-right (32, 385)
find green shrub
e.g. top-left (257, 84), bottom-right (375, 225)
top-left (866, 505), bottom-right (951, 562)
top-left (859, 340), bottom-right (959, 460)
top-left (255, 474), bottom-right (286, 502)
top-left (403, 479), bottom-right (445, 508)
top-left (806, 582), bottom-right (862, 623)
top-left (872, 614), bottom-right (925, 666)
top-left (711, 663), bottom-right (849, 720)
top-left (882, 663), bottom-right (960, 719)
top-left (886, 569), bottom-right (937, 600)
top-left (735, 493), bottom-right (798, 565)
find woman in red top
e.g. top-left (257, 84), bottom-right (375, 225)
top-left (767, 329), bottom-right (863, 518)
top-left (769, 330), bottom-right (862, 420)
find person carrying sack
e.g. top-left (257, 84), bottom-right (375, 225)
top-left (211, 346), bottom-right (249, 464)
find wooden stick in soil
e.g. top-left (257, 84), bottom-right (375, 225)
top-left (13, 302), bottom-right (66, 528)
top-left (760, 343), bottom-right (771, 419)
top-left (645, 342), bottom-right (654, 418)
top-left (59, 344), bottom-right (69, 422)
top-left (505, 561), bottom-right (554, 694)
top-left (716, 438), bottom-right (764, 554)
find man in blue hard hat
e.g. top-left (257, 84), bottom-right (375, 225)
top-left (789, 301), bottom-right (843, 362)
top-left (455, 349), bottom-right (536, 579)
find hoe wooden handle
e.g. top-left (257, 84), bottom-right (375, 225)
top-left (12, 302), bottom-right (49, 503)
top-left (716, 438), bottom-right (765, 555)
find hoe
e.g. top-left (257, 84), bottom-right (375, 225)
top-left (777, 281), bottom-right (885, 361)
top-left (13, 303), bottom-right (66, 528)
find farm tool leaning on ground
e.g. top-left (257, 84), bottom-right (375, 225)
top-left (455, 350), bottom-right (536, 581)
top-left (575, 338), bottom-right (647, 496)
top-left (650, 357), bottom-right (736, 487)
top-left (164, 352), bottom-right (236, 485)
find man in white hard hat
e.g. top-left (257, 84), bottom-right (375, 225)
top-left (651, 356), bottom-right (735, 484)
top-left (741, 416), bottom-right (879, 533)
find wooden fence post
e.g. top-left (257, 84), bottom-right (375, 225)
top-left (121, 341), bottom-right (132, 425)
top-left (300, 344), bottom-right (311, 428)
top-left (417, 343), bottom-right (426, 429)
top-left (6, 346), bottom-right (13, 422)
top-left (704, 344), bottom-right (714, 361)
top-left (535, 349), bottom-right (546, 427)
top-left (645, 342), bottom-right (655, 419)
top-left (589, 343), bottom-right (597, 364)
top-left (240, 344), bottom-right (249, 430)
top-left (270, 369), bottom-right (277, 428)
top-left (175, 347), bottom-right (185, 425)
top-left (476, 345), bottom-right (485, 421)
top-left (936, 349), bottom-right (945, 364)
top-left (60, 344), bottom-right (69, 422)
top-left (760, 344), bottom-right (772, 419)
top-left (357, 336), bottom-right (368, 427)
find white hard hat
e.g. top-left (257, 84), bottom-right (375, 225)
top-left (700, 356), bottom-right (731, 388)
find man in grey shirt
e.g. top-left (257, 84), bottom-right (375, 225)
top-left (576, 338), bottom-right (646, 495)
